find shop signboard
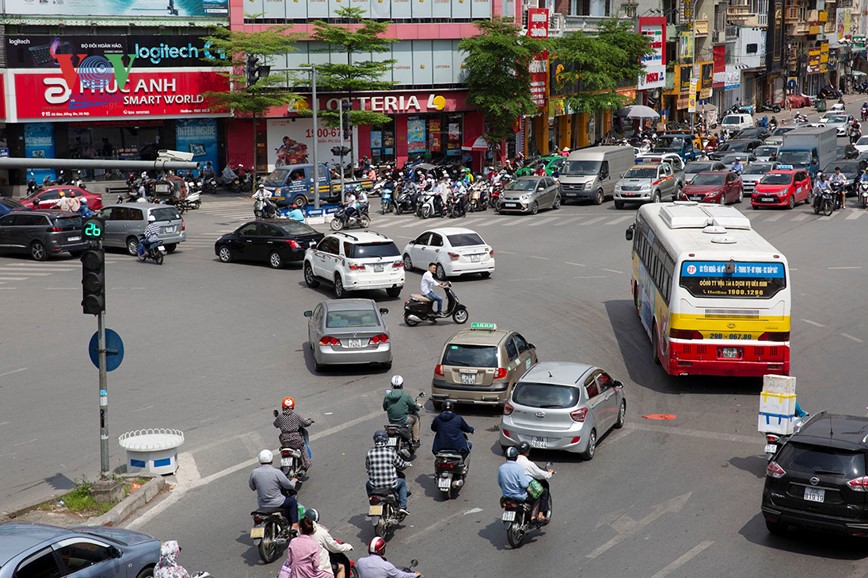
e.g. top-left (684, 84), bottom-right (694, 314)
top-left (24, 123), bottom-right (55, 184)
top-left (688, 79), bottom-right (697, 112)
top-left (175, 118), bottom-right (219, 174)
top-left (807, 49), bottom-right (821, 74)
top-left (266, 118), bottom-right (355, 173)
top-left (0, 75), bottom-right (5, 120)
top-left (638, 17), bottom-right (666, 90)
top-left (679, 65), bottom-right (693, 93)
top-left (528, 8), bottom-right (549, 109)
top-left (713, 45), bottom-right (726, 85)
top-left (699, 62), bottom-right (713, 91)
top-left (432, 40), bottom-right (455, 85)
top-left (11, 69), bottom-right (229, 122)
top-left (3, 0), bottom-right (227, 17)
top-left (407, 118), bottom-right (427, 153)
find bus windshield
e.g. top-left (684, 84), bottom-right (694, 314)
top-left (679, 260), bottom-right (787, 299)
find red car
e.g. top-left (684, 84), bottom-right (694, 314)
top-left (19, 186), bottom-right (104, 211)
top-left (751, 169), bottom-right (811, 209)
top-left (677, 171), bottom-right (743, 205)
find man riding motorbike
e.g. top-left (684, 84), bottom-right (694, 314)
top-left (421, 263), bottom-right (446, 316)
top-left (830, 166), bottom-right (849, 209)
top-left (730, 157), bottom-right (744, 176)
top-left (516, 442), bottom-right (553, 523)
top-left (305, 508), bottom-right (354, 578)
top-left (383, 375), bottom-right (422, 448)
top-left (356, 537), bottom-right (421, 578)
top-left (138, 214), bottom-right (161, 258)
top-left (431, 400), bottom-right (473, 458)
top-left (274, 396), bottom-right (314, 473)
top-left (249, 449), bottom-right (300, 533)
top-left (497, 446), bottom-right (542, 522)
top-left (365, 430), bottom-right (411, 516)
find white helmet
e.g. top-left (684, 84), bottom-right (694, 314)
top-left (390, 375), bottom-right (404, 389)
top-left (258, 449), bottom-right (273, 464)
top-left (147, 214), bottom-right (156, 222)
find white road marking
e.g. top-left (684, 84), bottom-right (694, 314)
top-left (132, 404), bottom-right (155, 413)
top-left (0, 277), bottom-right (27, 281)
top-left (553, 215), bottom-right (589, 225)
top-left (586, 493), bottom-right (692, 558)
top-left (842, 333), bottom-right (864, 343)
top-left (403, 507), bottom-right (485, 542)
top-left (801, 319), bottom-right (825, 327)
top-left (400, 221), bottom-right (422, 228)
top-left (650, 540), bottom-right (715, 578)
top-left (602, 268), bottom-right (623, 274)
top-left (0, 367), bottom-right (27, 378)
top-left (529, 255), bottom-right (550, 260)
top-left (581, 216), bottom-right (607, 226)
top-left (527, 216), bottom-right (560, 227)
top-left (606, 215), bottom-right (633, 225)
top-left (0, 271), bottom-right (51, 276)
top-left (828, 266), bottom-right (862, 270)
top-left (564, 261), bottom-right (586, 267)
top-left (498, 250), bottom-right (517, 255)
top-left (846, 210), bottom-right (865, 220)
top-left (13, 438), bottom-right (38, 446)
top-left (575, 276), bottom-right (608, 279)
top-left (792, 213), bottom-right (809, 221)
top-left (764, 214), bottom-right (785, 222)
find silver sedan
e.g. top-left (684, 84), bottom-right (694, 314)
top-left (497, 176), bottom-right (561, 215)
top-left (304, 299), bottom-right (392, 371)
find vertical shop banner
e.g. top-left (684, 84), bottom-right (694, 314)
top-left (688, 79), bottom-right (698, 112)
top-left (3, 0), bottom-right (227, 17)
top-left (175, 118), bottom-right (218, 173)
top-left (266, 119), bottom-right (357, 173)
top-left (713, 45), bottom-right (726, 85)
top-left (407, 118), bottom-right (427, 153)
top-left (638, 17), bottom-right (667, 90)
top-left (428, 119), bottom-right (442, 153)
top-left (0, 75), bottom-right (5, 121)
top-left (24, 123), bottom-right (56, 183)
top-left (447, 121), bottom-right (461, 156)
top-left (527, 8), bottom-right (549, 109)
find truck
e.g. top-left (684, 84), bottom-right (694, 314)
top-left (652, 134), bottom-right (699, 161)
top-left (262, 163), bottom-right (374, 208)
top-left (776, 126), bottom-right (837, 179)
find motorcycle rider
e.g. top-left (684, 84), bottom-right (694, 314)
top-left (249, 449), bottom-right (300, 533)
top-left (730, 157), bottom-right (744, 175)
top-left (356, 537), bottom-right (421, 578)
top-left (421, 262), bottom-right (446, 316)
top-left (342, 189), bottom-right (359, 221)
top-left (252, 184), bottom-right (274, 217)
top-left (497, 446), bottom-right (541, 522)
top-left (288, 203), bottom-right (305, 222)
top-left (383, 375), bottom-right (422, 448)
top-left (431, 400), bottom-right (474, 458)
top-left (830, 166), bottom-right (849, 209)
top-left (516, 442), bottom-right (553, 523)
top-left (862, 102), bottom-right (868, 121)
top-left (201, 161), bottom-right (215, 181)
top-left (365, 430), bottom-right (411, 516)
top-left (274, 396), bottom-right (314, 473)
top-left (769, 116), bottom-right (778, 131)
top-left (154, 540), bottom-right (192, 578)
top-left (138, 214), bottom-right (161, 258)
top-left (355, 185), bottom-right (369, 215)
top-left (813, 171), bottom-right (831, 208)
top-left (304, 509), bottom-right (354, 578)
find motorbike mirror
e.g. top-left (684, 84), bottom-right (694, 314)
top-left (417, 392), bottom-right (427, 398)
top-left (544, 461), bottom-right (553, 470)
top-left (303, 310), bottom-right (312, 317)
top-left (379, 308), bottom-right (389, 314)
top-left (273, 409), bottom-right (279, 417)
top-left (409, 560), bottom-right (419, 569)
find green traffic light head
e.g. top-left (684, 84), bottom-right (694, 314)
top-left (82, 217), bottom-right (104, 240)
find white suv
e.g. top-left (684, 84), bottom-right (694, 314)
top-left (304, 231), bottom-right (404, 299)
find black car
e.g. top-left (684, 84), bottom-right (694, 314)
top-left (821, 159), bottom-right (867, 195)
top-left (0, 210), bottom-right (86, 260)
top-left (772, 126), bottom-right (798, 137)
top-left (215, 219), bottom-right (324, 269)
top-left (708, 139), bottom-right (764, 161)
top-left (762, 412), bottom-right (868, 537)
top-left (732, 127), bottom-right (771, 141)
top-left (0, 198), bottom-right (24, 217)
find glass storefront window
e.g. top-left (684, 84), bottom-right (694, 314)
top-left (371, 120), bottom-right (396, 163)
top-left (64, 122), bottom-right (166, 180)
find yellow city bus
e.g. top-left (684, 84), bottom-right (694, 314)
top-left (626, 202), bottom-right (790, 377)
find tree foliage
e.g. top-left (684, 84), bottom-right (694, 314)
top-left (309, 6), bottom-right (397, 127)
top-left (551, 19), bottom-right (651, 113)
top-left (459, 17), bottom-right (548, 144)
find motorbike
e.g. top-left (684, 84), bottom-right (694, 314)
top-left (468, 182), bottom-right (488, 212)
top-left (812, 184), bottom-right (836, 216)
top-left (760, 100), bottom-right (781, 113)
top-left (403, 281), bottom-right (469, 326)
top-left (178, 189), bottom-right (201, 212)
top-left (137, 237), bottom-right (166, 265)
top-left (394, 183), bottom-right (419, 215)
top-left (434, 446), bottom-right (469, 500)
top-left (862, 107), bottom-right (868, 122)
top-left (330, 203), bottom-right (370, 231)
top-left (203, 176), bottom-right (219, 194)
top-left (763, 416), bottom-right (806, 461)
top-left (250, 488), bottom-right (302, 563)
top-left (416, 191), bottom-right (445, 219)
top-left (367, 480), bottom-right (408, 539)
top-left (447, 189), bottom-right (468, 218)
top-left (328, 544), bottom-right (358, 578)
top-left (384, 393), bottom-right (426, 461)
top-left (380, 182), bottom-right (396, 214)
top-left (501, 461), bottom-right (554, 548)
top-left (860, 180), bottom-right (868, 209)
top-left (254, 197), bottom-right (278, 219)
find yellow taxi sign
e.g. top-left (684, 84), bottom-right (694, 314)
top-left (471, 322), bottom-right (497, 331)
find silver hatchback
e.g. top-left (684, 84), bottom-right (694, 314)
top-left (499, 361), bottom-right (626, 459)
top-left (497, 176), bottom-right (561, 215)
top-left (99, 203), bottom-right (186, 255)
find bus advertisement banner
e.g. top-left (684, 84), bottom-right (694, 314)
top-left (680, 261), bottom-right (786, 299)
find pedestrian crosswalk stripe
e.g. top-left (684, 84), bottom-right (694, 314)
top-left (581, 216), bottom-right (607, 225)
top-left (527, 216), bottom-right (560, 227)
top-left (792, 213), bottom-right (809, 221)
top-left (845, 210), bottom-right (865, 220)
top-left (606, 216), bottom-right (633, 225)
top-left (764, 213), bottom-right (785, 222)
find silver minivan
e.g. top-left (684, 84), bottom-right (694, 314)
top-left (558, 146), bottom-right (635, 205)
top-left (99, 203), bottom-right (186, 255)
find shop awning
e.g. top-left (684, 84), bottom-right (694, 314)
top-left (462, 136), bottom-right (488, 152)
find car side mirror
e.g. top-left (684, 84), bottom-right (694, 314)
top-left (614, 380), bottom-right (624, 389)
top-left (527, 343), bottom-right (535, 350)
top-left (625, 224), bottom-right (635, 241)
top-left (379, 307), bottom-right (389, 314)
top-left (109, 546), bottom-right (122, 559)
top-left (303, 311), bottom-right (312, 317)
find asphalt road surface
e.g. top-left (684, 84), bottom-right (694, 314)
top-left (4, 104), bottom-right (868, 576)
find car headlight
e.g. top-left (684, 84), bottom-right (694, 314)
top-left (520, 194), bottom-right (529, 201)
top-left (641, 184), bottom-right (651, 191)
top-left (615, 185), bottom-right (622, 192)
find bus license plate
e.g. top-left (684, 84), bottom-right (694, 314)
top-left (386, 437), bottom-right (398, 446)
top-left (369, 505), bottom-right (383, 516)
top-left (461, 373), bottom-right (476, 384)
top-left (502, 510), bottom-right (516, 522)
top-left (531, 437), bottom-right (548, 449)
top-left (804, 487), bottom-right (825, 503)
top-left (720, 347), bottom-right (740, 358)
top-left (250, 527), bottom-right (264, 539)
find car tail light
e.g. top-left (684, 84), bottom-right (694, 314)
top-left (766, 461), bottom-right (786, 478)
top-left (502, 501), bottom-right (519, 511)
top-left (434, 364), bottom-right (444, 377)
top-left (759, 332), bottom-right (790, 342)
top-left (570, 436), bottom-right (581, 444)
top-left (489, 248), bottom-right (494, 257)
top-left (570, 408), bottom-right (588, 422)
top-left (181, 217), bottom-right (186, 231)
top-left (392, 260), bottom-right (403, 268)
top-left (49, 226), bottom-right (62, 232)
top-left (847, 477), bottom-right (868, 492)
top-left (501, 428), bottom-right (513, 439)
top-left (320, 336), bottom-right (341, 346)
top-left (368, 333), bottom-right (389, 345)
top-left (253, 514), bottom-right (264, 524)
top-left (285, 239), bottom-right (301, 249)
top-left (348, 263), bottom-right (365, 271)
top-left (494, 367), bottom-right (508, 379)
top-left (503, 402), bottom-right (514, 416)
top-left (448, 252), bottom-right (460, 261)
top-left (670, 328), bottom-right (703, 340)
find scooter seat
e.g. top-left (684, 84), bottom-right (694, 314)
top-left (435, 451), bottom-right (465, 460)
top-left (251, 507), bottom-right (281, 515)
top-left (410, 294), bottom-right (431, 302)
top-left (369, 486), bottom-right (398, 497)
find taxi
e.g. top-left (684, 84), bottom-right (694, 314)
top-left (751, 167), bottom-right (811, 209)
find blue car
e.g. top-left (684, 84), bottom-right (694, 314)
top-left (0, 198), bottom-right (24, 217)
top-left (0, 522), bottom-right (160, 578)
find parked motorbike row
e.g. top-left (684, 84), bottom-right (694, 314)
top-left (121, 171), bottom-right (202, 214)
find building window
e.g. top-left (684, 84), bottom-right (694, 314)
top-left (754, 0), bottom-right (768, 25)
top-left (746, 43), bottom-right (758, 54)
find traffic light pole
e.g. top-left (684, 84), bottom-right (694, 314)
top-left (97, 306), bottom-right (109, 478)
top-left (338, 98), bottom-right (346, 203)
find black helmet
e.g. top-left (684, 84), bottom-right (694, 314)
top-left (443, 400), bottom-right (454, 412)
top-left (373, 430), bottom-right (388, 446)
top-left (505, 446), bottom-right (519, 460)
top-left (518, 441), bottom-right (531, 454)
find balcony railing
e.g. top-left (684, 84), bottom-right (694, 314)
top-left (548, 14), bottom-right (630, 35)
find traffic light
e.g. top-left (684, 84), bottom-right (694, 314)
top-left (81, 244), bottom-right (105, 315)
top-left (341, 99), bottom-right (352, 141)
top-left (330, 146), bottom-right (352, 157)
top-left (246, 54), bottom-right (271, 87)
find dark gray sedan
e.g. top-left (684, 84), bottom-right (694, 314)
top-left (304, 299), bottom-right (392, 371)
top-left (0, 522), bottom-right (160, 578)
top-left (497, 176), bottom-right (561, 215)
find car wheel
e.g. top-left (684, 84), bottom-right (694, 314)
top-left (530, 201), bottom-right (539, 215)
top-left (126, 236), bottom-right (139, 256)
top-left (581, 429), bottom-right (597, 460)
top-left (719, 193), bottom-right (727, 205)
top-left (218, 246), bottom-right (233, 263)
top-left (403, 254), bottom-right (413, 271)
top-left (787, 195), bottom-right (795, 209)
top-left (269, 251), bottom-right (284, 269)
top-left (30, 241), bottom-right (47, 261)
top-left (386, 286), bottom-right (401, 298)
top-left (737, 188), bottom-right (743, 204)
top-left (69, 250), bottom-right (83, 258)
top-left (164, 243), bottom-right (177, 254)
top-left (652, 190), bottom-right (661, 203)
top-left (615, 400), bottom-right (627, 429)
top-left (435, 263), bottom-right (447, 281)
top-left (614, 200), bottom-right (625, 210)
top-left (765, 519), bottom-right (788, 536)
top-left (552, 195), bottom-right (561, 210)
top-left (334, 275), bottom-right (345, 298)
top-left (594, 188), bottom-right (604, 205)
top-left (651, 323), bottom-right (661, 365)
top-left (303, 263), bottom-right (320, 288)
top-left (135, 568), bottom-right (155, 578)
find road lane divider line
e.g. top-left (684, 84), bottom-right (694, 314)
top-left (800, 319), bottom-right (825, 327)
top-left (564, 261), bottom-right (586, 267)
top-left (828, 266), bottom-right (862, 269)
top-left (529, 255), bottom-right (550, 260)
top-left (602, 268), bottom-right (623, 274)
top-left (401, 506), bottom-right (485, 542)
top-left (650, 540), bottom-right (714, 578)
top-left (842, 333), bottom-right (864, 343)
top-left (0, 367), bottom-right (27, 378)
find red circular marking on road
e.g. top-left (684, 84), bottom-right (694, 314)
top-left (642, 414), bottom-right (677, 420)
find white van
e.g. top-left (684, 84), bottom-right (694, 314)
top-left (558, 146), bottom-right (636, 205)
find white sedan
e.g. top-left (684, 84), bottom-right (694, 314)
top-left (854, 135), bottom-right (868, 154)
top-left (401, 227), bottom-right (495, 280)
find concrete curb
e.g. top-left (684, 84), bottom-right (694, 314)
top-left (88, 477), bottom-right (168, 527)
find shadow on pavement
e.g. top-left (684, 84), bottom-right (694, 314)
top-left (413, 472), bottom-right (441, 501)
top-left (728, 455), bottom-right (768, 479)
top-left (739, 512), bottom-right (868, 560)
top-left (233, 531), bottom-right (273, 567)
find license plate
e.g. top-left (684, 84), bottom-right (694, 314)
top-left (386, 437), bottom-right (398, 447)
top-left (502, 510), bottom-right (516, 522)
top-left (720, 347), bottom-right (740, 358)
top-left (438, 477), bottom-right (452, 489)
top-left (250, 527), bottom-right (264, 539)
top-left (281, 457), bottom-right (293, 467)
top-left (804, 487), bottom-right (825, 503)
top-left (762, 196), bottom-right (774, 202)
top-left (164, 227), bottom-right (176, 233)
top-left (68, 236), bottom-right (81, 241)
top-left (470, 254), bottom-right (480, 262)
top-left (764, 444), bottom-right (778, 454)
top-left (690, 196), bottom-right (702, 201)
top-left (504, 203), bottom-right (517, 208)
top-left (623, 192), bottom-right (637, 197)
top-left (369, 505), bottom-right (383, 516)
top-left (565, 192), bottom-right (578, 197)
top-left (348, 338), bottom-right (363, 349)
top-left (461, 373), bottom-right (476, 385)
top-left (373, 264), bottom-right (384, 272)
top-left (531, 437), bottom-right (548, 449)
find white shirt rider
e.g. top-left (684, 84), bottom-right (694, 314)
top-left (829, 171), bottom-right (848, 186)
top-left (420, 269), bottom-right (438, 295)
top-left (253, 186), bottom-right (272, 201)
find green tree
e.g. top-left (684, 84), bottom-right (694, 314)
top-left (202, 26), bottom-right (303, 178)
top-left (551, 19), bottom-right (651, 114)
top-left (459, 17), bottom-right (548, 158)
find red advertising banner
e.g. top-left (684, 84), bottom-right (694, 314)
top-left (12, 69), bottom-right (228, 121)
top-left (527, 8), bottom-right (549, 109)
top-left (712, 45), bottom-right (726, 85)
top-left (0, 75), bottom-right (6, 121)
top-left (527, 8), bottom-right (549, 39)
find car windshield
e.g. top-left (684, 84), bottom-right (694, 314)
top-left (826, 115), bottom-right (848, 123)
top-left (691, 173), bottom-right (726, 185)
top-left (686, 163), bottom-right (713, 173)
top-left (722, 117), bottom-right (742, 125)
top-left (755, 147), bottom-right (777, 156)
top-left (507, 180), bottom-right (539, 191)
top-left (512, 382), bottom-right (580, 409)
top-left (624, 168), bottom-right (657, 179)
top-left (727, 141), bottom-right (751, 151)
top-left (760, 173), bottom-right (793, 185)
top-left (277, 221), bottom-right (317, 235)
top-left (777, 151), bottom-right (811, 165)
top-left (447, 233), bottom-right (485, 247)
top-left (653, 139), bottom-right (684, 152)
top-left (824, 163), bottom-right (859, 174)
top-left (345, 242), bottom-right (400, 259)
top-left (857, 137), bottom-right (868, 146)
top-left (264, 169), bottom-right (289, 185)
top-left (151, 207), bottom-right (181, 221)
top-left (745, 163), bottom-right (776, 174)
top-left (325, 309), bottom-right (379, 328)
top-left (561, 160), bottom-right (602, 176)
top-left (776, 443), bottom-right (865, 476)
top-left (441, 344), bottom-right (497, 368)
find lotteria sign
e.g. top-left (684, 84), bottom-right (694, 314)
top-left (12, 69), bottom-right (229, 121)
top-left (293, 91), bottom-right (469, 116)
